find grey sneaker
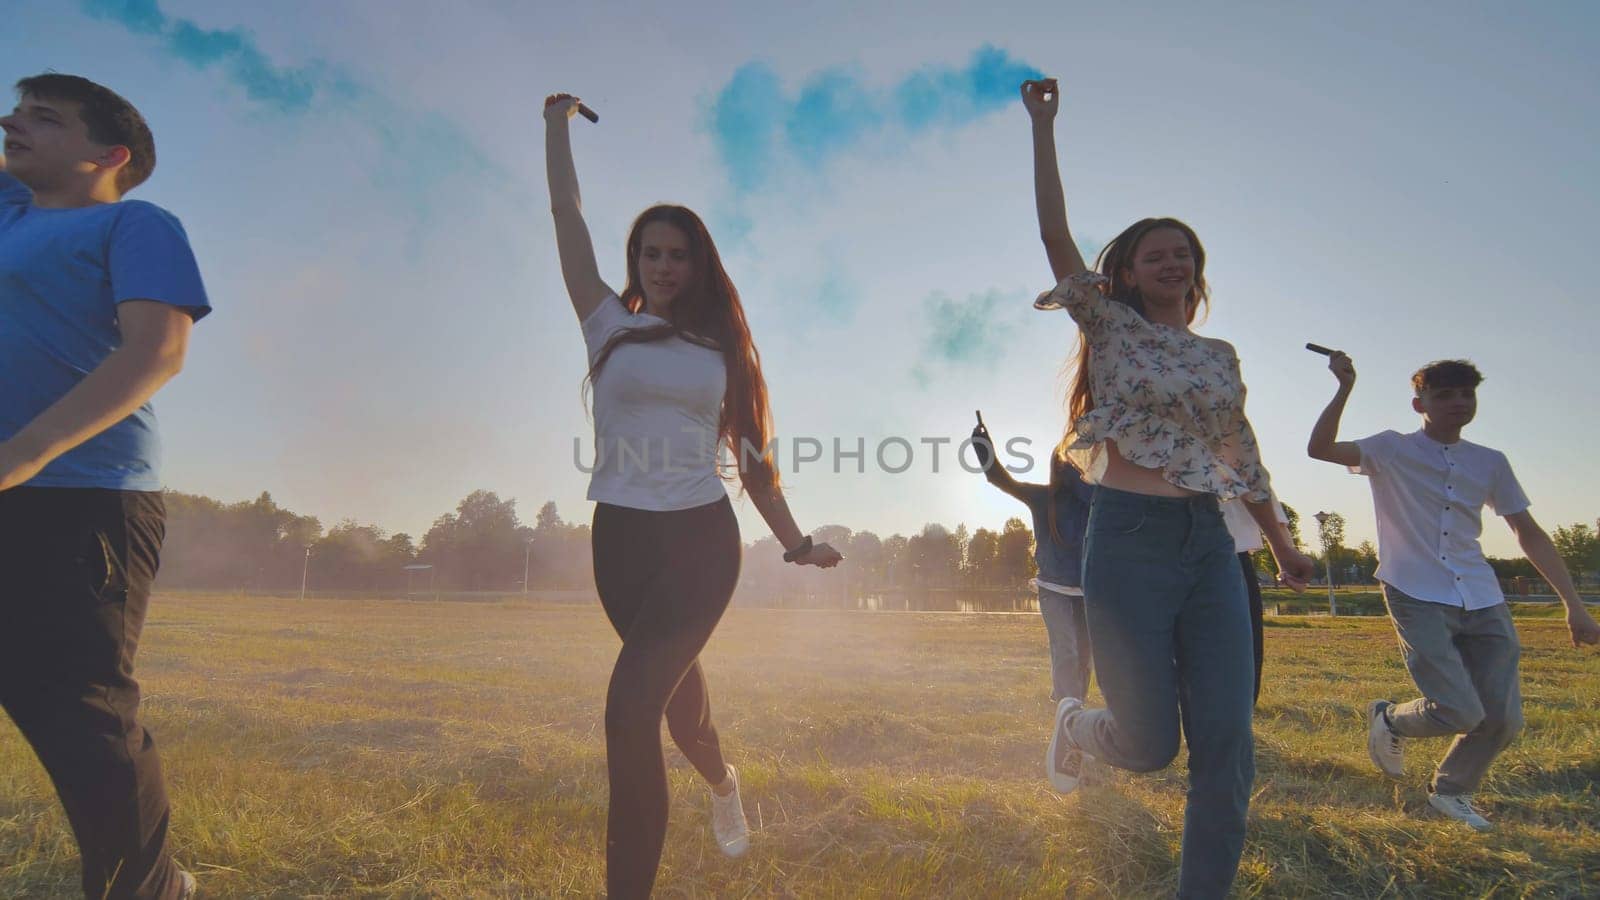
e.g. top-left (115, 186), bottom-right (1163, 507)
top-left (1047, 697), bottom-right (1095, 794)
top-left (177, 869), bottom-right (198, 899)
top-left (1366, 700), bottom-right (1404, 779)
top-left (710, 765), bottom-right (750, 858)
top-left (1428, 791), bottom-right (1494, 831)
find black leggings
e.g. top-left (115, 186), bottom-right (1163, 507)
top-left (1239, 552), bottom-right (1264, 705)
top-left (593, 496), bottom-right (742, 900)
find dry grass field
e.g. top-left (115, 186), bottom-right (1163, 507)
top-left (1, 594), bottom-right (1596, 898)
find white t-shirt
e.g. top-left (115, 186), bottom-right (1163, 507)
top-left (580, 295), bottom-right (728, 511)
top-left (1220, 492), bottom-right (1288, 554)
top-left (1031, 578), bottom-right (1083, 597)
top-left (1351, 429), bottom-right (1529, 610)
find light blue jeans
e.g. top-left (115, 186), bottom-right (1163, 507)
top-left (1038, 585), bottom-right (1092, 702)
top-left (1063, 486), bottom-right (1254, 900)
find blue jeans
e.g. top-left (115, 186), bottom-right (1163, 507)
top-left (1064, 487), bottom-right (1254, 900)
top-left (1038, 586), bottom-right (1092, 702)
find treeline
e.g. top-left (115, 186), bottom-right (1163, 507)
top-left (158, 490), bottom-right (591, 593)
top-left (1247, 508), bottom-right (1600, 588)
top-left (155, 489), bottom-right (1044, 595)
top-left (155, 489), bottom-right (1599, 596)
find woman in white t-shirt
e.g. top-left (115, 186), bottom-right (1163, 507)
top-left (544, 93), bottom-right (842, 899)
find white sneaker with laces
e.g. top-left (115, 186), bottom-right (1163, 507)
top-left (710, 765), bottom-right (751, 858)
top-left (1047, 697), bottom-right (1094, 794)
top-left (1428, 791), bottom-right (1494, 831)
top-left (1366, 700), bottom-right (1404, 779)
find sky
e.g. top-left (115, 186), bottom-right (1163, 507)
top-left (5, 0), bottom-right (1599, 558)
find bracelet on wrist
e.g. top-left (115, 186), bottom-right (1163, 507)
top-left (783, 536), bottom-right (813, 564)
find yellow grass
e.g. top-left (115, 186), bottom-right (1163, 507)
top-left (1, 595), bottom-right (1596, 898)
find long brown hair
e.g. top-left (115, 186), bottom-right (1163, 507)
top-left (583, 205), bottom-right (779, 493)
top-left (1045, 437), bottom-right (1076, 546)
top-left (1065, 217), bottom-right (1211, 425)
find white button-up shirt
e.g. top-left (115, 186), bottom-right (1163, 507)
top-left (1351, 430), bottom-right (1529, 609)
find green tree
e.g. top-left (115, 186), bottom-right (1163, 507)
top-left (524, 502), bottom-right (594, 591)
top-left (967, 527), bottom-right (999, 587)
top-left (1353, 540), bottom-right (1379, 583)
top-left (1313, 511), bottom-right (1347, 581)
top-left (1317, 511), bottom-right (1346, 552)
top-left (535, 500), bottom-right (563, 531)
top-left (882, 534), bottom-right (909, 588)
top-left (420, 490), bottom-right (527, 591)
top-left (1252, 504), bottom-right (1305, 582)
top-left (843, 529), bottom-right (884, 603)
top-left (312, 520), bottom-right (415, 590)
top-left (159, 490), bottom-right (321, 590)
top-left (1552, 523), bottom-right (1599, 580)
top-left (906, 524), bottom-right (961, 587)
top-left (1487, 555), bottom-right (1537, 580)
top-left (1282, 503), bottom-right (1303, 550)
top-left (995, 517), bottom-right (1036, 589)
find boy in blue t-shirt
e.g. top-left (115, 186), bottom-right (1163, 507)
top-left (1, 74), bottom-right (209, 900)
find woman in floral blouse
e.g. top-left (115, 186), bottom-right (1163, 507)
top-left (1021, 77), bottom-right (1314, 900)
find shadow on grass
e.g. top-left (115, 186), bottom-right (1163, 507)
top-left (1255, 742), bottom-right (1377, 785)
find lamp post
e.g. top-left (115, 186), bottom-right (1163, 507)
top-left (1313, 511), bottom-right (1337, 617)
top-left (299, 543), bottom-right (312, 603)
top-left (523, 538), bottom-right (535, 596)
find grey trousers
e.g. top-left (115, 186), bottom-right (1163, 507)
top-left (1039, 585), bottom-right (1092, 703)
top-left (1382, 584), bottom-right (1524, 795)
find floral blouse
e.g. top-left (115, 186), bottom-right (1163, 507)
top-left (1035, 272), bottom-right (1272, 503)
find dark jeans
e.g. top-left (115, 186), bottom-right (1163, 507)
top-left (0, 487), bottom-right (182, 900)
top-left (1240, 552), bottom-right (1264, 705)
top-left (1065, 487), bottom-right (1254, 900)
top-left (592, 497), bottom-right (741, 900)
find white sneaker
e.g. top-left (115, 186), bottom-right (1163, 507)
top-left (1047, 697), bottom-right (1094, 794)
top-left (177, 869), bottom-right (198, 899)
top-left (1366, 700), bottom-right (1404, 779)
top-left (1428, 791), bottom-right (1494, 831)
top-left (710, 765), bottom-right (751, 858)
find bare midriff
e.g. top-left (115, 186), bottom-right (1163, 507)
top-left (1096, 438), bottom-right (1202, 498)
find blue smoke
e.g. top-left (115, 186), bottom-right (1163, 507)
top-left (910, 288), bottom-right (1027, 388)
top-left (82, 0), bottom-right (164, 35)
top-left (922, 289), bottom-right (1019, 366)
top-left (83, 0), bottom-right (317, 113)
top-left (78, 0), bottom-right (497, 204)
top-left (707, 45), bottom-right (1043, 193)
top-left (709, 64), bottom-right (786, 193)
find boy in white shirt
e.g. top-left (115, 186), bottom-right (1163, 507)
top-left (1308, 355), bottom-right (1599, 830)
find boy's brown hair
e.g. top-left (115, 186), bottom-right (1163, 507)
top-left (1411, 360), bottom-right (1483, 396)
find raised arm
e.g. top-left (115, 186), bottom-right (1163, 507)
top-left (544, 93), bottom-right (613, 322)
top-left (971, 420), bottom-right (1043, 503)
top-left (1308, 351), bottom-right (1362, 467)
top-left (1022, 79), bottom-right (1087, 282)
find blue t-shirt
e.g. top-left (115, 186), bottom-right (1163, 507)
top-left (0, 172), bottom-right (211, 490)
